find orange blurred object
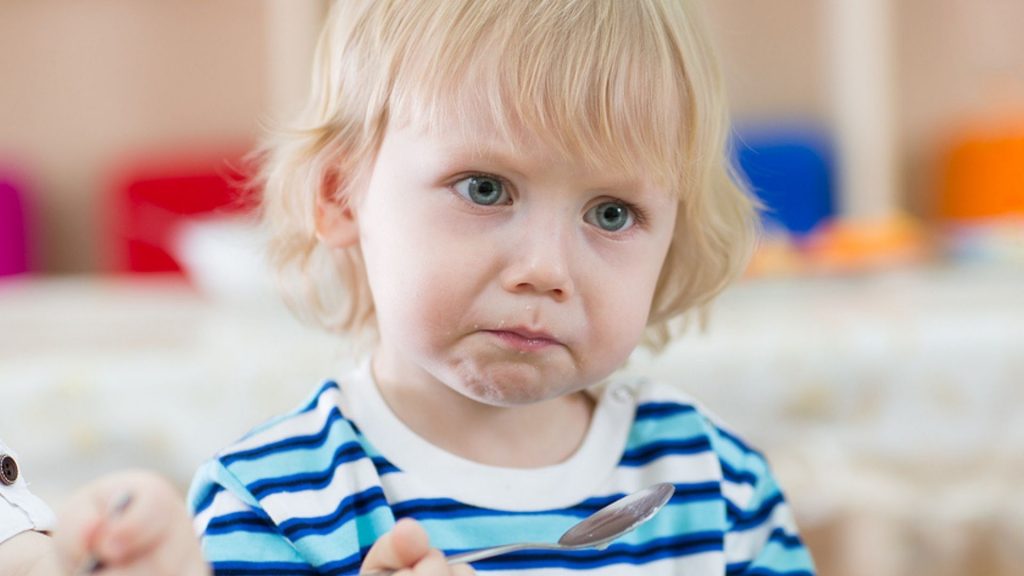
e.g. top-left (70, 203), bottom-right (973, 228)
top-left (939, 124), bottom-right (1024, 222)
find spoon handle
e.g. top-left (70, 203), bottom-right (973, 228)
top-left (445, 542), bottom-right (541, 564)
top-left (362, 542), bottom-right (556, 575)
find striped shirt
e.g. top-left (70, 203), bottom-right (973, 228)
top-left (188, 364), bottom-right (815, 575)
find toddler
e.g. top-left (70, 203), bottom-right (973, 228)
top-left (189, 1), bottom-right (817, 574)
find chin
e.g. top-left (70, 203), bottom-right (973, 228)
top-left (456, 369), bottom-right (567, 407)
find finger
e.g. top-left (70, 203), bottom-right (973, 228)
top-left (93, 473), bottom-right (182, 564)
top-left (361, 518), bottom-right (431, 572)
top-left (54, 470), bottom-right (188, 572)
top-left (451, 562), bottom-right (477, 576)
top-left (144, 511), bottom-right (212, 576)
top-left (86, 558), bottom-right (161, 576)
top-left (53, 484), bottom-right (109, 570)
top-left (82, 521), bottom-right (210, 576)
top-left (411, 549), bottom-right (447, 575)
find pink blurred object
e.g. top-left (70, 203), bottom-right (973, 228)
top-left (0, 171), bottom-right (29, 276)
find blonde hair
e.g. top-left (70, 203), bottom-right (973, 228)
top-left (257, 0), bottom-right (758, 351)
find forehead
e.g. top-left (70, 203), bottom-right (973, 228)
top-left (387, 106), bottom-right (652, 190)
top-left (389, 85), bottom-right (681, 195)
top-left (378, 1), bottom-right (689, 195)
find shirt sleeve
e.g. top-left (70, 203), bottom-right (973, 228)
top-left (709, 426), bottom-right (817, 576)
top-left (0, 441), bottom-right (57, 545)
top-left (188, 460), bottom-right (321, 575)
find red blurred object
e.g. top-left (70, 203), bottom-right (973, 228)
top-left (110, 147), bottom-right (256, 273)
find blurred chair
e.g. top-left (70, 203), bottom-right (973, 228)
top-left (0, 170), bottom-right (30, 276)
top-left (108, 147), bottom-right (254, 273)
top-left (734, 125), bottom-right (835, 237)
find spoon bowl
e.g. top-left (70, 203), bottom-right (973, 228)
top-left (557, 482), bottom-right (675, 549)
top-left (364, 483), bottom-right (675, 575)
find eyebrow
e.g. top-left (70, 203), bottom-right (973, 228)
top-left (434, 143), bottom-right (530, 180)
top-left (442, 144), bottom-right (654, 192)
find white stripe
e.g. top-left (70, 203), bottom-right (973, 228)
top-left (368, 450), bottom-right (722, 508)
top-left (722, 479), bottom-right (755, 509)
top-left (193, 489), bottom-right (252, 535)
top-left (258, 456), bottom-right (381, 520)
top-left (604, 454), bottom-right (722, 493)
top-left (221, 386), bottom-right (342, 457)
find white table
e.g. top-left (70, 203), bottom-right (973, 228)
top-left (1, 265), bottom-right (1022, 575)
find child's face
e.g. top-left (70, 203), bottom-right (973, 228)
top-left (344, 114), bottom-right (678, 406)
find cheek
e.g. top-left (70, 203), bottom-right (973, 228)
top-left (362, 223), bottom-right (472, 340)
top-left (586, 251), bottom-right (666, 353)
top-left (594, 290), bottom-right (652, 353)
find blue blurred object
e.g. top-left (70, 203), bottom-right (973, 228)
top-left (734, 125), bottom-right (835, 237)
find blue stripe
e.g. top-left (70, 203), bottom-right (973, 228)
top-left (220, 407), bottom-right (351, 465)
top-left (670, 481), bottom-right (721, 504)
top-left (279, 486), bottom-right (389, 540)
top-left (767, 527), bottom-right (805, 549)
top-left (391, 482), bottom-right (721, 523)
top-left (619, 436), bottom-right (713, 466)
top-left (725, 530), bottom-right (811, 575)
top-left (205, 510), bottom-right (278, 536)
top-left (729, 560), bottom-right (754, 575)
top-left (247, 441), bottom-right (368, 498)
top-left (192, 483), bottom-right (222, 517)
top-left (721, 459), bottom-right (759, 486)
top-left (393, 491), bottom-right (626, 521)
top-left (469, 531), bottom-right (723, 570)
top-left (315, 552), bottom-right (364, 576)
top-left (212, 561), bottom-right (320, 575)
top-left (732, 569), bottom-right (814, 576)
top-left (730, 492), bottom-right (785, 530)
top-left (715, 424), bottom-right (762, 458)
top-left (231, 381), bottom-right (342, 447)
top-left (728, 558), bottom-right (815, 575)
top-left (393, 498), bottom-right (587, 521)
top-left (299, 381), bottom-right (340, 413)
top-left (635, 401), bottom-right (698, 421)
top-left (315, 553), bottom-right (364, 573)
top-left (371, 456), bottom-right (400, 475)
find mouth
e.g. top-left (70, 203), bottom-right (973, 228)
top-left (483, 328), bottom-right (563, 352)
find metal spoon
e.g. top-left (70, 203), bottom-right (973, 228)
top-left (364, 483), bottom-right (675, 575)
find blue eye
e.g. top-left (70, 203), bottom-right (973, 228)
top-left (586, 201), bottom-right (634, 231)
top-left (453, 175), bottom-right (509, 206)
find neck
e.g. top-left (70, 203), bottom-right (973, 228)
top-left (371, 356), bottom-right (595, 468)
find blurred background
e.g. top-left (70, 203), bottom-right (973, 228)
top-left (1, 1), bottom-right (1022, 575)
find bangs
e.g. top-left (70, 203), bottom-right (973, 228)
top-left (383, 0), bottom-right (689, 193)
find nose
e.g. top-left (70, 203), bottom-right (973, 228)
top-left (500, 226), bottom-right (575, 301)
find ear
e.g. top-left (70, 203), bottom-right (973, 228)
top-left (315, 170), bottom-right (360, 249)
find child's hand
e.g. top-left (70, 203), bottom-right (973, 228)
top-left (52, 469), bottom-right (210, 576)
top-left (360, 518), bottom-right (475, 575)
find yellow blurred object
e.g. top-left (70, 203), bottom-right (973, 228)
top-left (801, 214), bottom-right (932, 274)
top-left (747, 232), bottom-right (807, 277)
top-left (748, 215), bottom-right (933, 277)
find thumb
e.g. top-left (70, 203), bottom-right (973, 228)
top-left (361, 518), bottom-right (431, 573)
